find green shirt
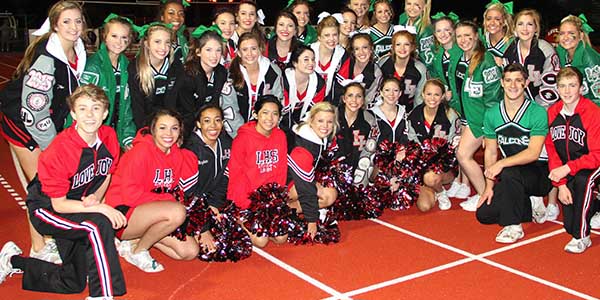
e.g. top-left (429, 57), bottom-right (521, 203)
top-left (398, 13), bottom-right (435, 69)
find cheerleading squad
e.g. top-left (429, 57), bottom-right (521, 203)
top-left (1, 0), bottom-right (600, 299)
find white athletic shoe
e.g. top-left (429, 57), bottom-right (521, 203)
top-left (30, 239), bottom-right (62, 264)
top-left (590, 212), bottom-right (600, 229)
top-left (495, 225), bottom-right (524, 243)
top-left (116, 239), bottom-right (132, 257)
top-left (530, 196), bottom-right (547, 224)
top-left (454, 183), bottom-right (472, 199)
top-left (459, 194), bottom-right (479, 212)
top-left (445, 181), bottom-right (462, 198)
top-left (545, 203), bottom-right (560, 221)
top-left (564, 236), bottom-right (592, 254)
top-left (0, 241), bottom-right (23, 284)
top-left (437, 190), bottom-right (452, 211)
top-left (123, 249), bottom-right (164, 273)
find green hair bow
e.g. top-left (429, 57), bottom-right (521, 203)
top-left (485, 0), bottom-right (513, 15)
top-left (103, 13), bottom-right (143, 33)
top-left (135, 22), bottom-right (174, 39)
top-left (578, 14), bottom-right (595, 34)
top-left (285, 0), bottom-right (316, 9)
top-left (191, 24), bottom-right (223, 40)
top-left (369, 0), bottom-right (392, 13)
top-left (431, 11), bottom-right (459, 23)
top-left (161, 0), bottom-right (190, 8)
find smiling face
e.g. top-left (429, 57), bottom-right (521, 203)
top-left (104, 22), bottom-right (131, 57)
top-left (254, 102), bottom-right (281, 136)
top-left (197, 107), bottom-right (223, 144)
top-left (152, 114), bottom-right (181, 153)
top-left (161, 2), bottom-right (185, 32)
top-left (214, 12), bottom-right (236, 40)
top-left (292, 4), bottom-right (310, 29)
top-left (276, 16), bottom-right (297, 42)
top-left (434, 19), bottom-right (454, 48)
top-left (237, 3), bottom-right (257, 32)
top-left (198, 38), bottom-right (223, 72)
top-left (455, 25), bottom-right (477, 53)
top-left (318, 26), bottom-right (339, 50)
top-left (145, 28), bottom-right (171, 63)
top-left (310, 110), bottom-right (335, 139)
top-left (70, 95), bottom-right (108, 138)
top-left (352, 36), bottom-right (372, 64)
top-left (515, 14), bottom-right (537, 42)
top-left (294, 49), bottom-right (315, 74)
top-left (54, 8), bottom-right (84, 44)
top-left (484, 8), bottom-right (504, 36)
top-left (374, 2), bottom-right (392, 25)
top-left (340, 11), bottom-right (357, 36)
top-left (349, 0), bottom-right (369, 19)
top-left (423, 83), bottom-right (444, 110)
top-left (239, 37), bottom-right (260, 66)
top-left (381, 80), bottom-right (402, 106)
top-left (405, 0), bottom-right (425, 20)
top-left (342, 85), bottom-right (365, 113)
top-left (501, 71), bottom-right (527, 102)
top-left (559, 21), bottom-right (582, 53)
top-left (557, 75), bottom-right (581, 107)
top-left (393, 34), bottom-right (414, 60)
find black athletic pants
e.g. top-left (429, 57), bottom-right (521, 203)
top-left (562, 169), bottom-right (600, 239)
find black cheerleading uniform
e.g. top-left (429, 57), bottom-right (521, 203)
top-left (281, 68), bottom-right (327, 133)
top-left (128, 56), bottom-right (183, 129)
top-left (503, 38), bottom-right (560, 108)
top-left (406, 104), bottom-right (460, 145)
top-left (310, 42), bottom-right (350, 105)
top-left (335, 105), bottom-right (379, 171)
top-left (24, 125), bottom-right (125, 298)
top-left (335, 57), bottom-right (383, 107)
top-left (264, 36), bottom-right (295, 72)
top-left (378, 56), bottom-right (427, 111)
top-left (369, 103), bottom-right (409, 145)
top-left (546, 97), bottom-right (600, 239)
top-left (0, 33), bottom-right (85, 151)
top-left (287, 124), bottom-right (334, 222)
top-left (175, 63), bottom-right (228, 139)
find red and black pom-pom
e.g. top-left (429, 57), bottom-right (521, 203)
top-left (242, 183), bottom-right (292, 237)
top-left (287, 209), bottom-right (340, 245)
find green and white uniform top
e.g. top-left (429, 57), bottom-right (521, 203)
top-left (172, 25), bottom-right (189, 64)
top-left (397, 13), bottom-right (435, 69)
top-left (483, 99), bottom-right (548, 160)
top-left (482, 31), bottom-right (513, 59)
top-left (369, 24), bottom-right (394, 60)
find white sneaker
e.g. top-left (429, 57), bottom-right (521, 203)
top-left (116, 239), bottom-right (132, 257)
top-left (123, 249), bottom-right (164, 273)
top-left (495, 225), bottom-right (524, 243)
top-left (545, 203), bottom-right (560, 221)
top-left (445, 181), bottom-right (462, 198)
top-left (459, 194), bottom-right (479, 212)
top-left (530, 196), bottom-right (547, 224)
top-left (454, 183), bottom-right (471, 199)
top-left (0, 241), bottom-right (23, 284)
top-left (564, 236), bottom-right (592, 253)
top-left (30, 239), bottom-right (62, 264)
top-left (437, 190), bottom-right (451, 210)
top-left (590, 212), bottom-right (600, 229)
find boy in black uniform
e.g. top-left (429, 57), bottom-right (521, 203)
top-left (0, 85), bottom-right (127, 299)
top-left (476, 64), bottom-right (553, 243)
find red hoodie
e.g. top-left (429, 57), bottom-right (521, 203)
top-left (105, 129), bottom-right (198, 208)
top-left (226, 121), bottom-right (288, 209)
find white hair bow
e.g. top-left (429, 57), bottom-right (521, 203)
top-left (317, 12), bottom-right (343, 25)
top-left (257, 9), bottom-right (266, 25)
top-left (393, 24), bottom-right (417, 35)
top-left (32, 18), bottom-right (51, 36)
top-left (338, 74), bottom-right (365, 87)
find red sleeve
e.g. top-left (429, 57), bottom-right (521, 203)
top-left (288, 146), bottom-right (315, 182)
top-left (313, 80), bottom-right (327, 103)
top-left (38, 137), bottom-right (79, 198)
top-left (567, 103), bottom-right (600, 174)
top-left (226, 134), bottom-right (253, 209)
top-left (178, 148), bottom-right (199, 193)
top-left (545, 105), bottom-right (567, 187)
top-left (100, 126), bottom-right (120, 173)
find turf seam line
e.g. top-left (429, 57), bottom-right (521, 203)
top-left (253, 247), bottom-right (348, 299)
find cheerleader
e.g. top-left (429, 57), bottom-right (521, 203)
top-left (281, 45), bottom-right (327, 133)
top-left (348, 0), bottom-right (370, 31)
top-left (183, 104), bottom-right (233, 255)
top-left (338, 8), bottom-right (357, 50)
top-left (264, 11), bottom-right (298, 71)
top-left (448, 21), bottom-right (502, 212)
top-left (369, 0), bottom-right (394, 59)
top-left (556, 14), bottom-right (600, 105)
top-left (158, 0), bottom-right (189, 64)
top-left (76, 14), bottom-right (136, 150)
top-left (129, 23), bottom-right (182, 129)
top-left (232, 1), bottom-right (265, 47)
top-left (0, 0), bottom-right (86, 263)
top-left (106, 109), bottom-right (200, 272)
top-left (482, 0), bottom-right (514, 65)
top-left (336, 33), bottom-right (382, 107)
top-left (213, 9), bottom-right (236, 69)
top-left (287, 0), bottom-right (317, 45)
top-left (226, 96), bottom-right (288, 247)
top-left (220, 32), bottom-right (283, 137)
top-left (311, 16), bottom-right (350, 105)
top-left (369, 77), bottom-right (408, 144)
top-left (176, 28), bottom-right (227, 139)
top-left (408, 79), bottom-right (460, 211)
top-left (378, 30), bottom-right (427, 111)
top-left (335, 83), bottom-right (379, 185)
top-left (397, 0), bottom-right (434, 68)
top-left (288, 102), bottom-right (338, 239)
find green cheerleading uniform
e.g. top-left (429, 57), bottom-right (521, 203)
top-left (429, 43), bottom-right (462, 87)
top-left (483, 99), bottom-right (548, 160)
top-left (397, 13), bottom-right (435, 69)
top-left (556, 41), bottom-right (600, 106)
top-left (481, 30), bottom-right (513, 59)
top-left (369, 24), bottom-right (393, 60)
top-left (172, 25), bottom-right (189, 64)
top-left (298, 25), bottom-right (317, 45)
